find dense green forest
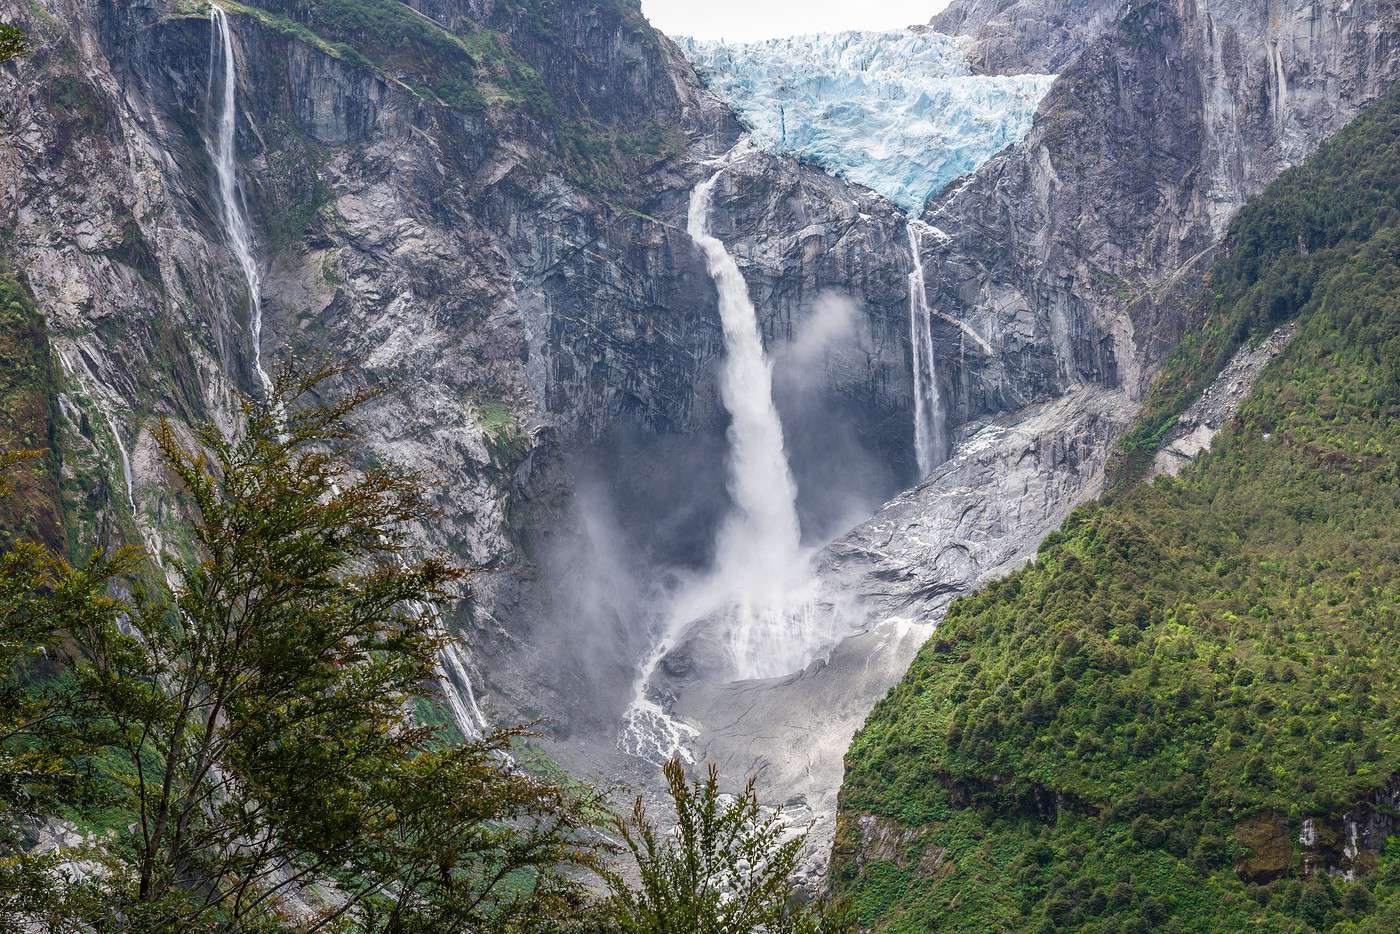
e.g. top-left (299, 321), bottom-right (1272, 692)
top-left (833, 78), bottom-right (1400, 931)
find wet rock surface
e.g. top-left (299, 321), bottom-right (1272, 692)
top-left (3, 0), bottom-right (1399, 892)
top-left (931, 0), bottom-right (1123, 74)
top-left (816, 387), bottom-right (1136, 625)
top-left (674, 617), bottom-right (937, 891)
top-left (1236, 781), bottom-right (1400, 884)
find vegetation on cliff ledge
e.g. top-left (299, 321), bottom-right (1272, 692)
top-left (224, 0), bottom-right (682, 195)
top-left (232, 0), bottom-right (551, 113)
top-left (835, 79), bottom-right (1400, 933)
top-left (0, 274), bottom-right (62, 549)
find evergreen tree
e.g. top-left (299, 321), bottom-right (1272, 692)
top-left (605, 757), bottom-right (847, 934)
top-left (2, 367), bottom-right (602, 930)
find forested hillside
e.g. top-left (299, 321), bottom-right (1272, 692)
top-left (832, 79), bottom-right (1400, 933)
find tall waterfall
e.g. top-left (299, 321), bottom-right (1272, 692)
top-left (206, 7), bottom-right (485, 742)
top-left (207, 6), bottom-right (271, 397)
top-left (689, 173), bottom-right (805, 606)
top-left (907, 221), bottom-right (945, 476)
top-left (621, 164), bottom-right (825, 762)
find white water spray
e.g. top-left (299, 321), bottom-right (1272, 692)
top-left (907, 221), bottom-right (945, 477)
top-left (621, 161), bottom-right (833, 761)
top-left (208, 6), bottom-right (271, 397)
top-left (689, 172), bottom-right (805, 608)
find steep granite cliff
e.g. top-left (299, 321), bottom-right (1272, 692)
top-left (0, 0), bottom-right (918, 737)
top-left (3, 0), bottom-right (1398, 899)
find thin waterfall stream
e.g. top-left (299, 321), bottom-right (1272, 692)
top-left (208, 6), bottom-right (271, 397)
top-left (907, 220), bottom-right (945, 477)
top-left (206, 6), bottom-right (486, 742)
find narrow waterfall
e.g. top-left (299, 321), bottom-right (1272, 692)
top-left (57, 353), bottom-right (164, 560)
top-left (207, 7), bottom-right (271, 397)
top-left (425, 608), bottom-right (491, 741)
top-left (110, 416), bottom-right (137, 516)
top-left (907, 221), bottom-right (945, 476)
top-left (206, 8), bottom-right (485, 741)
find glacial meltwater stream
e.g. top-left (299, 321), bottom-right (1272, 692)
top-left (907, 221), bottom-right (946, 477)
top-left (622, 158), bottom-right (829, 761)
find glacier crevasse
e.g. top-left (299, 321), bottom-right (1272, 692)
top-left (678, 30), bottom-right (1056, 214)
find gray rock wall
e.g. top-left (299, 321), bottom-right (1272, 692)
top-left (761, 0), bottom-right (1400, 878)
top-left (0, 0), bottom-right (922, 738)
top-left (3, 0), bottom-right (1398, 888)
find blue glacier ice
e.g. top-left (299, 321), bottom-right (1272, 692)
top-left (678, 30), bottom-right (1056, 214)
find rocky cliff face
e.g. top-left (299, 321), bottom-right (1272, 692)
top-left (0, 0), bottom-right (923, 754)
top-left (730, 0), bottom-right (1400, 878)
top-left (800, 0), bottom-right (1392, 631)
top-left (1234, 786), bottom-right (1400, 887)
top-left (809, 0), bottom-right (1400, 627)
top-left (4, 0), bottom-right (1398, 892)
top-left (930, 0), bottom-right (1123, 73)
top-left (934, 0), bottom-right (1400, 391)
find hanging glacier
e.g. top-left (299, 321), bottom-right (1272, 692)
top-left (677, 30), bottom-right (1056, 213)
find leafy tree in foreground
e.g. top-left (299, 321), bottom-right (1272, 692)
top-left (347, 725), bottom-right (603, 933)
top-left (0, 450), bottom-right (132, 929)
top-left (1, 363), bottom-right (844, 931)
top-left (605, 757), bottom-right (847, 934)
top-left (66, 364), bottom-right (468, 928)
top-left (3, 366), bottom-right (602, 930)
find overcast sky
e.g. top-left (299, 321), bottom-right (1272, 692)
top-left (639, 0), bottom-right (950, 42)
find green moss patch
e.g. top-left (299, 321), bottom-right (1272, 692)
top-left (0, 272), bottom-right (63, 550)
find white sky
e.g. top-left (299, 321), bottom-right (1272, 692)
top-left (639, 0), bottom-right (951, 42)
